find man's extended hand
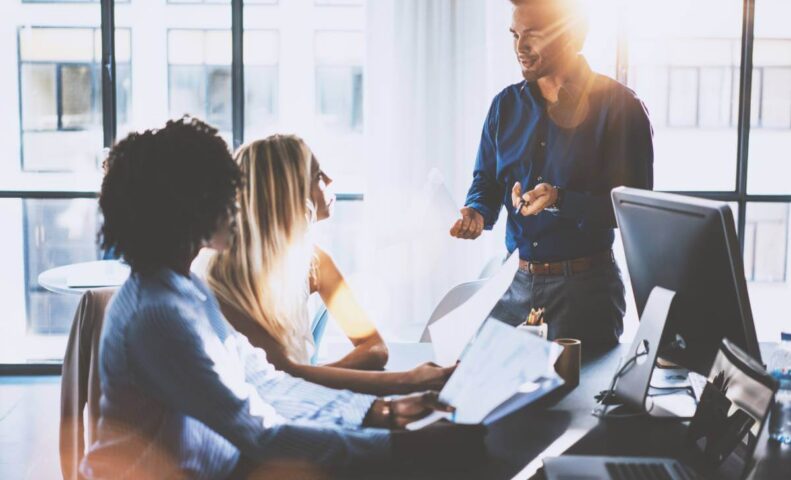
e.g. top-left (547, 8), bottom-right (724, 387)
top-left (449, 207), bottom-right (484, 240)
top-left (512, 182), bottom-right (558, 216)
top-left (364, 392), bottom-right (453, 429)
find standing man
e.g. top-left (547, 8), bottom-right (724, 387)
top-left (450, 0), bottom-right (653, 348)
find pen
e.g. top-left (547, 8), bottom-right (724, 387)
top-left (514, 199), bottom-right (527, 215)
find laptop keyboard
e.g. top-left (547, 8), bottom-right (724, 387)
top-left (605, 461), bottom-right (696, 480)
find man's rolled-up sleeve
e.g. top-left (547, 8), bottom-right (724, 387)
top-left (465, 96), bottom-right (505, 230)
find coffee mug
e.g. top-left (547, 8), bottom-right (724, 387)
top-left (553, 338), bottom-right (581, 388)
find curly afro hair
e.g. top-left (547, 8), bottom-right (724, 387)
top-left (99, 117), bottom-right (241, 273)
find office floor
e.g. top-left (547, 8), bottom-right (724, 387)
top-left (0, 376), bottom-right (61, 480)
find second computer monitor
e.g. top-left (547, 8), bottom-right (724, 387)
top-left (612, 187), bottom-right (761, 374)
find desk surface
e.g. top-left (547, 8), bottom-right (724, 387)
top-left (368, 342), bottom-right (790, 480)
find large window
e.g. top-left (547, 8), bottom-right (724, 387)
top-left (1, 0), bottom-right (366, 366)
top-left (606, 0), bottom-right (791, 342)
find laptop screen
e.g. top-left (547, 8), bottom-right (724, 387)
top-left (691, 339), bottom-right (777, 479)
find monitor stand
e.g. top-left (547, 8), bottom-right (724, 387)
top-left (614, 286), bottom-right (692, 418)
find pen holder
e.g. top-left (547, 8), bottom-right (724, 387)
top-left (553, 338), bottom-right (581, 388)
top-left (516, 322), bottom-right (548, 339)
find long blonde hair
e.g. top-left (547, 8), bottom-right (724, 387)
top-left (207, 134), bottom-right (315, 363)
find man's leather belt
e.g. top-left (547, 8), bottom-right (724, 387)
top-left (519, 250), bottom-right (615, 276)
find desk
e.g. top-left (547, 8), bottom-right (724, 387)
top-left (38, 260), bottom-right (129, 295)
top-left (367, 343), bottom-right (790, 479)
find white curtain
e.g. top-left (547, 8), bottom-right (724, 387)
top-left (356, 0), bottom-right (521, 341)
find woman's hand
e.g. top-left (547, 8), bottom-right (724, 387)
top-left (403, 362), bottom-right (456, 392)
top-left (364, 391), bottom-right (453, 429)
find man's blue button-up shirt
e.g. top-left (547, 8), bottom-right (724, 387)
top-left (465, 60), bottom-right (654, 262)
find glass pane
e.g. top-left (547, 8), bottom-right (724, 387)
top-left (315, 31), bottom-right (363, 132)
top-left (748, 1), bottom-right (791, 194)
top-left (243, 30), bottom-right (278, 139)
top-left (61, 65), bottom-right (98, 129)
top-left (21, 64), bottom-right (58, 131)
top-left (699, 67), bottom-right (733, 128)
top-left (315, 66), bottom-right (363, 132)
top-left (761, 68), bottom-right (791, 128)
top-left (167, 29), bottom-right (232, 138)
top-left (0, 198), bottom-right (101, 364)
top-left (667, 68), bottom-right (698, 127)
top-left (19, 27), bottom-right (103, 173)
top-left (207, 66), bottom-right (232, 131)
top-left (744, 203), bottom-right (791, 343)
top-left (245, 66), bottom-right (279, 139)
top-left (624, 0), bottom-right (742, 191)
top-left (16, 26), bottom-right (129, 175)
top-left (116, 63), bottom-right (132, 127)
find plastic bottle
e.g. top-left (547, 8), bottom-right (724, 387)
top-left (768, 332), bottom-right (791, 444)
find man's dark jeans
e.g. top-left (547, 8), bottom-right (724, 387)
top-left (489, 260), bottom-right (626, 348)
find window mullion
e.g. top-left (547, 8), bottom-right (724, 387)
top-left (735, 0), bottom-right (756, 253)
top-left (100, 0), bottom-right (117, 148)
top-left (231, 0), bottom-right (244, 149)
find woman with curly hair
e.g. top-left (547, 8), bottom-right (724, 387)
top-left (207, 135), bottom-right (454, 396)
top-left (82, 118), bottom-right (484, 479)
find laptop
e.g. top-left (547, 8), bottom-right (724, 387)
top-left (543, 340), bottom-right (777, 480)
top-left (543, 456), bottom-right (700, 480)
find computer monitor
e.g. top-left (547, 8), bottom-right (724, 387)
top-left (611, 187), bottom-right (761, 375)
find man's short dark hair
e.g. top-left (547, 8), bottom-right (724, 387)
top-left (509, 0), bottom-right (588, 51)
top-left (99, 117), bottom-right (241, 273)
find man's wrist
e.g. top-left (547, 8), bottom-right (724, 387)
top-left (545, 186), bottom-right (564, 214)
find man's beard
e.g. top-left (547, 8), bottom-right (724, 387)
top-left (519, 56), bottom-right (549, 82)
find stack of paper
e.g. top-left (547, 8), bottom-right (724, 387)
top-left (441, 319), bottom-right (562, 424)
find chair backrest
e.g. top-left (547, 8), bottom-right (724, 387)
top-left (478, 252), bottom-right (506, 279)
top-left (420, 279), bottom-right (488, 342)
top-left (309, 304), bottom-right (330, 365)
top-left (60, 288), bottom-right (116, 480)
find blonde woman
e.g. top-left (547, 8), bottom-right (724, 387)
top-left (207, 134), bottom-right (453, 396)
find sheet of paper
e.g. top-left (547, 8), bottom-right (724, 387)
top-left (428, 252), bottom-right (519, 366)
top-left (438, 319), bottom-right (556, 424)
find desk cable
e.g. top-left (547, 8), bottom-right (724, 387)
top-left (592, 350), bottom-right (650, 419)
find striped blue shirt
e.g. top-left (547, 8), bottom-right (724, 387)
top-left (80, 269), bottom-right (390, 479)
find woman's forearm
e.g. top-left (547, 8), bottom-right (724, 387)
top-left (286, 362), bottom-right (412, 396)
top-left (324, 335), bottom-right (389, 371)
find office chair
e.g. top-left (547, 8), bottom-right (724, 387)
top-left (59, 288), bottom-right (116, 480)
top-left (420, 279), bottom-right (487, 342)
